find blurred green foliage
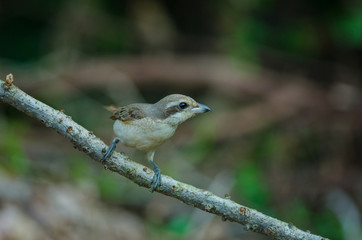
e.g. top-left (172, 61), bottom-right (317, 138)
top-left (235, 162), bottom-right (271, 212)
top-left (164, 215), bottom-right (193, 237)
top-left (183, 118), bottom-right (217, 165)
top-left (96, 170), bottom-right (125, 203)
top-left (225, 0), bottom-right (362, 78)
top-left (233, 129), bottom-right (280, 212)
top-left (0, 120), bottom-right (30, 175)
top-left (332, 6), bottom-right (362, 47)
top-left (314, 209), bottom-right (343, 239)
top-left (1, 0), bottom-right (361, 69)
top-left (282, 200), bottom-right (342, 239)
top-left (69, 155), bottom-right (94, 180)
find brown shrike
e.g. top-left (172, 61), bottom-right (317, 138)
top-left (102, 94), bottom-right (211, 192)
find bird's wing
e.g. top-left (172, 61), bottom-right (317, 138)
top-left (106, 105), bottom-right (147, 121)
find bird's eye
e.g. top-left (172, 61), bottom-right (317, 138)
top-left (179, 102), bottom-right (188, 109)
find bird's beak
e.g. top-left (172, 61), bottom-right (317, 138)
top-left (192, 103), bottom-right (211, 113)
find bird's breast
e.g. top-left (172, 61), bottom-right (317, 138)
top-left (113, 118), bottom-right (177, 151)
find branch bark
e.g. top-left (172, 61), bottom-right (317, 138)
top-left (0, 75), bottom-right (328, 240)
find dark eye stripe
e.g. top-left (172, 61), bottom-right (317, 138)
top-left (164, 105), bottom-right (181, 118)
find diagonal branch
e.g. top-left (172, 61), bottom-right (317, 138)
top-left (0, 75), bottom-right (328, 240)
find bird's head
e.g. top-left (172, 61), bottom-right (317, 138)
top-left (155, 94), bottom-right (211, 126)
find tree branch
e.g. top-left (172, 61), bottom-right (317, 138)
top-left (0, 75), bottom-right (328, 240)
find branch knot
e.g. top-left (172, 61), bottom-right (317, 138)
top-left (4, 74), bottom-right (14, 89)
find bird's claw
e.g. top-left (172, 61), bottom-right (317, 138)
top-left (102, 137), bottom-right (120, 165)
top-left (101, 150), bottom-right (111, 164)
top-left (101, 145), bottom-right (114, 164)
top-left (151, 168), bottom-right (161, 192)
top-left (150, 164), bottom-right (162, 192)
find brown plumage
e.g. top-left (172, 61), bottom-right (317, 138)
top-left (106, 105), bottom-right (147, 121)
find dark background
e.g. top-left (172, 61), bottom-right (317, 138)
top-left (0, 0), bottom-right (361, 239)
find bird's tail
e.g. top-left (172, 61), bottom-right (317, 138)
top-left (104, 105), bottom-right (119, 113)
top-left (104, 105), bottom-right (119, 120)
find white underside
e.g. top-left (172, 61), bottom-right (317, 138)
top-left (113, 118), bottom-right (177, 152)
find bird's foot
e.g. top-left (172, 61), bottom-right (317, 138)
top-left (149, 161), bottom-right (162, 192)
top-left (102, 137), bottom-right (120, 164)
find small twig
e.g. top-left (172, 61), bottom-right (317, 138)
top-left (4, 73), bottom-right (14, 88)
top-left (0, 75), bottom-right (329, 240)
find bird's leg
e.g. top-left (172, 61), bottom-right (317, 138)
top-left (147, 151), bottom-right (161, 192)
top-left (102, 137), bottom-right (121, 164)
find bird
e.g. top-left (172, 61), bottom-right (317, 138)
top-left (101, 94), bottom-right (211, 192)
